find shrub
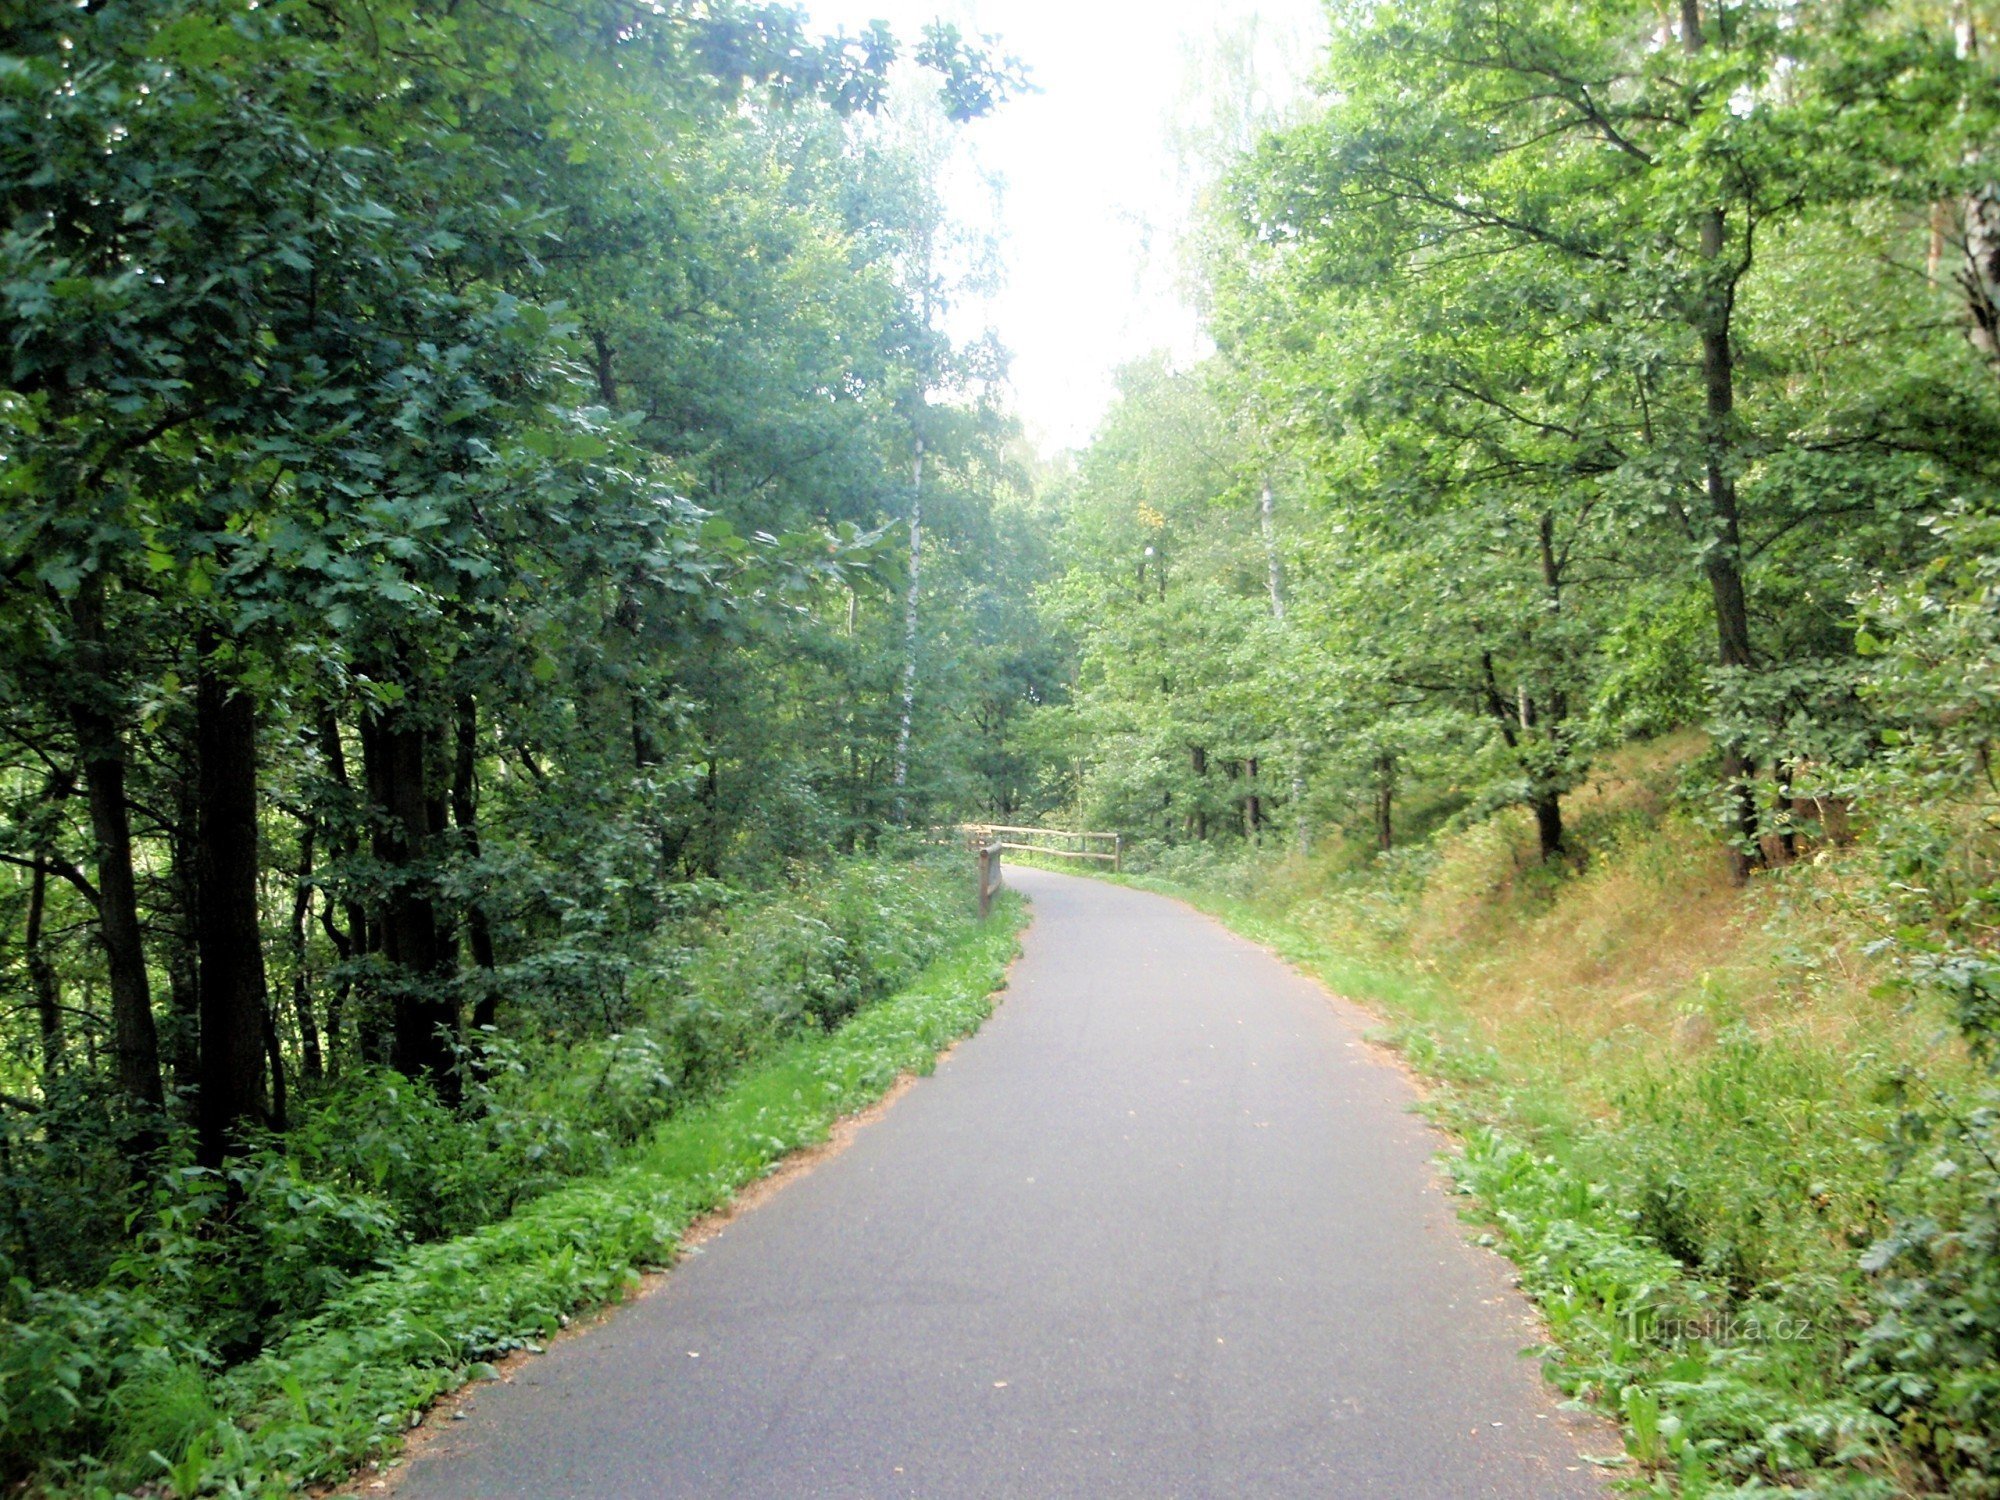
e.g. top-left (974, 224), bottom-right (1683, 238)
top-left (0, 852), bottom-right (984, 1494)
top-left (1846, 505), bottom-right (2000, 1493)
top-left (0, 1276), bottom-right (186, 1482)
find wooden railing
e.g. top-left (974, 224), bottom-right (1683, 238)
top-left (963, 823), bottom-right (1123, 873)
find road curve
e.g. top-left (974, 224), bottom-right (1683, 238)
top-left (396, 867), bottom-right (1604, 1499)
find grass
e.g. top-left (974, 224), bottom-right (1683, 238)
top-left (1076, 739), bottom-right (1969, 1496)
top-left (65, 891), bottom-right (1027, 1499)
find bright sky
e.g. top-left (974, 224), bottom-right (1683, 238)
top-left (808, 0), bottom-right (1326, 452)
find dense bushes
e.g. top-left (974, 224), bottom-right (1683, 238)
top-left (1839, 511), bottom-right (2000, 1495)
top-left (672, 855), bottom-right (971, 1049)
top-left (0, 19), bottom-right (1043, 1495)
top-left (0, 853), bottom-right (982, 1495)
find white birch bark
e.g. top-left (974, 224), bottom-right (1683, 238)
top-left (1259, 476), bottom-right (1310, 855)
top-left (891, 436), bottom-right (925, 814)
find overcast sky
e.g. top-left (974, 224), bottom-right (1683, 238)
top-left (807, 0), bottom-right (1326, 452)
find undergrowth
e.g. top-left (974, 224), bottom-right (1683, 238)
top-left (1108, 737), bottom-right (1975, 1497)
top-left (1, 864), bottom-right (1025, 1498)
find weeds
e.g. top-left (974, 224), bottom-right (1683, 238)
top-left (1112, 738), bottom-right (1973, 1495)
top-left (0, 863), bottom-right (1024, 1498)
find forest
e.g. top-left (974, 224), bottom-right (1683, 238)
top-left (7, 0), bottom-right (2000, 1495)
top-left (0, 0), bottom-right (1049, 1492)
top-left (1029, 1), bottom-right (2000, 1494)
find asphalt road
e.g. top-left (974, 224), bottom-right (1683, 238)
top-left (396, 867), bottom-right (1604, 1499)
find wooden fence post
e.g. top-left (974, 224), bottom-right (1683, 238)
top-left (976, 842), bottom-right (1001, 918)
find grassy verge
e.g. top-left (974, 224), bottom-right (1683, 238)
top-left (70, 891), bottom-right (1027, 1500)
top-left (1111, 874), bottom-right (1907, 1496)
top-left (1051, 742), bottom-right (1968, 1496)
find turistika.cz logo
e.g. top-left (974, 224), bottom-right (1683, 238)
top-left (1626, 1311), bottom-right (1814, 1345)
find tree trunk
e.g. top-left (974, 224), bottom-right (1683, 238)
top-left (360, 698), bottom-right (461, 1104)
top-left (697, 750), bottom-right (721, 879)
top-left (194, 639), bottom-right (272, 1165)
top-left (314, 709), bottom-right (369, 1072)
top-left (165, 755), bottom-right (202, 1095)
top-left (892, 435), bottom-right (925, 821)
top-left (1189, 744), bottom-right (1209, 840)
top-left (1698, 246), bottom-right (1760, 884)
top-left (262, 1003), bottom-right (287, 1135)
top-left (1533, 511), bottom-right (1571, 863)
top-left (1374, 753), bottom-right (1395, 853)
top-left (1259, 478), bottom-right (1286, 622)
top-left (26, 864), bottom-right (63, 1080)
top-left (289, 821), bottom-right (323, 1082)
top-left (1259, 477), bottom-right (1310, 856)
top-left (1949, 6), bottom-right (2000, 375)
top-left (1685, 0), bottom-right (1761, 883)
top-left (590, 329), bottom-right (617, 406)
top-left (1772, 759), bottom-right (1799, 865)
top-left (319, 900), bottom-right (351, 1077)
top-left (67, 584), bottom-right (163, 1116)
top-left (452, 695), bottom-right (499, 1033)
top-left (1532, 789), bottom-right (1565, 861)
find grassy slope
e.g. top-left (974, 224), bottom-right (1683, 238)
top-left (105, 892), bottom-right (1028, 1500)
top-left (1098, 741), bottom-right (1965, 1497)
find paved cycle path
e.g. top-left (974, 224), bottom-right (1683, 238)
top-left (397, 867), bottom-right (1603, 1499)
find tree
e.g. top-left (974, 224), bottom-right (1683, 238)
top-left (1228, 0), bottom-right (1990, 871)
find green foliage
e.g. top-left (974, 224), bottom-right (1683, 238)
top-left (1117, 858), bottom-right (1913, 1494)
top-left (1030, 5), bottom-right (2000, 1490)
top-left (0, 861), bottom-right (1016, 1494)
top-left (0, 1280), bottom-right (188, 1485)
top-left (1451, 1128), bottom-right (1896, 1498)
top-left (1031, 0), bottom-right (1998, 875)
top-left (1838, 505), bottom-right (2000, 1494)
top-left (676, 855), bottom-right (969, 1040)
top-left (1, 0), bottom-right (1046, 1487)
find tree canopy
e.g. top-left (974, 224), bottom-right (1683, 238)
top-left (13, 1), bottom-right (2000, 1493)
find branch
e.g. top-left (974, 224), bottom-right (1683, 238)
top-left (0, 852), bottom-right (99, 907)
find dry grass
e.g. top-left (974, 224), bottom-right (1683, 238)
top-left (1215, 730), bottom-right (1965, 1127)
top-left (1304, 733), bottom-right (1956, 1114)
top-left (1171, 735), bottom-right (1986, 1494)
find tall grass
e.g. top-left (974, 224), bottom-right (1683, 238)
top-left (1121, 738), bottom-right (1968, 1496)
